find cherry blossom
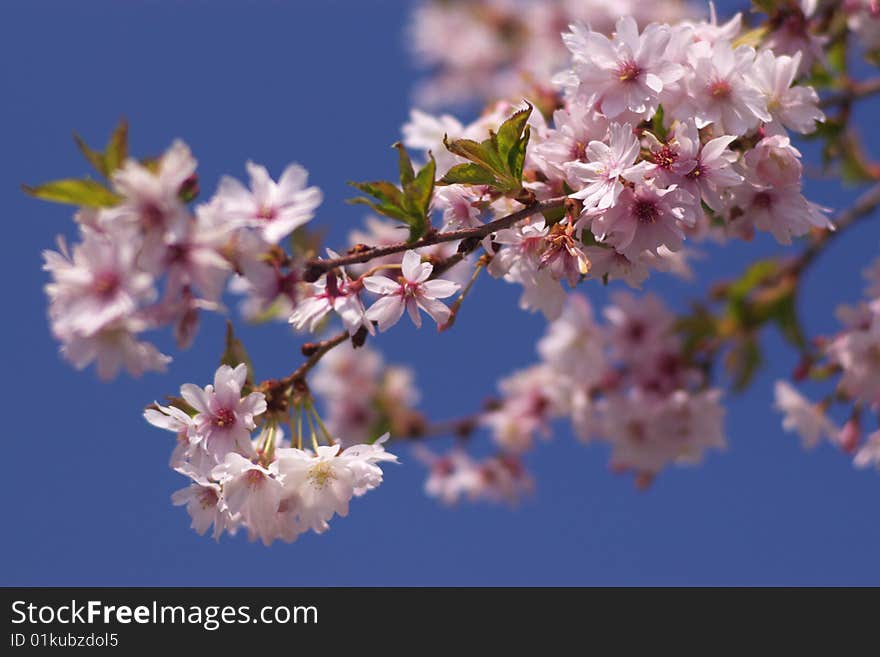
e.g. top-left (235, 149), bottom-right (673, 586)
top-left (774, 381), bottom-right (841, 450)
top-left (211, 162), bottom-right (323, 244)
top-left (43, 230), bottom-right (155, 338)
top-left (171, 467), bottom-right (239, 541)
top-left (211, 453), bottom-right (284, 546)
top-left (364, 250), bottom-right (460, 330)
top-left (275, 436), bottom-right (398, 534)
top-left (750, 50), bottom-right (824, 135)
top-left (685, 42), bottom-right (771, 135)
top-left (290, 256), bottom-right (370, 336)
top-left (560, 17), bottom-right (683, 119)
top-left (591, 181), bottom-right (696, 258)
top-left (566, 122), bottom-right (642, 210)
top-left (180, 364), bottom-right (267, 460)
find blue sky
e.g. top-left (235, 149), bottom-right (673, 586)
top-left (2, 0), bottom-right (880, 585)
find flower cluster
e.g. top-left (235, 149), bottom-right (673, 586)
top-left (476, 291), bottom-right (727, 486)
top-left (401, 14), bottom-right (828, 321)
top-left (408, 0), bottom-right (693, 106)
top-left (414, 447), bottom-right (534, 506)
top-left (43, 141), bottom-right (322, 379)
top-left (34, 0), bottom-right (880, 550)
top-left (775, 256), bottom-right (880, 468)
top-left (146, 364), bottom-right (398, 543)
top-left (380, 291), bottom-right (728, 503)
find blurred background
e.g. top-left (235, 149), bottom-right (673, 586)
top-left (2, 0), bottom-right (879, 585)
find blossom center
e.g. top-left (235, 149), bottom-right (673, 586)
top-left (167, 243), bottom-right (190, 263)
top-left (402, 281), bottom-right (422, 297)
top-left (245, 469), bottom-right (265, 489)
top-left (652, 145), bottom-right (678, 170)
top-left (617, 60), bottom-right (642, 82)
top-left (141, 202), bottom-right (165, 228)
top-left (709, 79), bottom-right (732, 99)
top-left (686, 164), bottom-right (704, 180)
top-left (256, 206), bottom-right (278, 221)
top-left (214, 407), bottom-right (235, 427)
top-left (198, 488), bottom-right (219, 509)
top-left (633, 198), bottom-right (660, 224)
top-left (308, 461), bottom-right (336, 489)
top-left (753, 191), bottom-right (773, 209)
top-left (92, 271), bottom-right (120, 297)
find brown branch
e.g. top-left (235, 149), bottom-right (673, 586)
top-left (788, 181), bottom-right (880, 276)
top-left (286, 330), bottom-right (349, 384)
top-left (819, 78), bottom-right (880, 109)
top-left (303, 196), bottom-right (566, 281)
top-left (257, 330), bottom-right (350, 402)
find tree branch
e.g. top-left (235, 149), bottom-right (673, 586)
top-left (819, 78), bottom-right (880, 109)
top-left (788, 181), bottom-right (880, 275)
top-left (303, 196), bottom-right (566, 280)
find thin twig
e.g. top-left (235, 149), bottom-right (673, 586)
top-left (303, 197), bottom-right (566, 280)
top-left (281, 329), bottom-right (349, 387)
top-left (788, 181), bottom-right (880, 276)
top-left (819, 78), bottom-right (880, 109)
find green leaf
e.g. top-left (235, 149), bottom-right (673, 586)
top-left (161, 396), bottom-right (199, 417)
top-left (72, 119), bottom-right (129, 179)
top-left (727, 260), bottom-right (779, 302)
top-left (220, 321), bottom-right (255, 390)
top-left (348, 145), bottom-right (435, 242)
top-left (443, 137), bottom-right (505, 173)
top-left (770, 293), bottom-right (807, 349)
top-left (349, 180), bottom-right (405, 208)
top-left (827, 39), bottom-right (848, 74)
top-left (440, 163), bottom-right (498, 186)
top-left (508, 124), bottom-right (530, 182)
top-left (406, 156), bottom-right (435, 215)
top-left (22, 178), bottom-right (121, 207)
top-left (349, 181), bottom-right (411, 223)
top-left (73, 135), bottom-right (109, 178)
top-left (104, 120), bottom-right (129, 173)
top-left (348, 196), bottom-right (412, 224)
top-left (394, 142), bottom-right (415, 187)
top-left (440, 104), bottom-right (533, 195)
top-left (496, 103), bottom-right (532, 163)
top-left (402, 156), bottom-right (436, 241)
top-left (726, 336), bottom-right (762, 392)
top-left (651, 105), bottom-right (668, 141)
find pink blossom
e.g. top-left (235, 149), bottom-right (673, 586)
top-left (685, 42), bottom-right (770, 135)
top-left (211, 453), bottom-right (284, 546)
top-left (211, 162), bottom-right (322, 244)
top-left (57, 317), bottom-right (171, 380)
top-left (774, 381), bottom-right (840, 449)
top-left (172, 467), bottom-right (239, 541)
top-left (750, 50), bottom-right (824, 135)
top-left (290, 255), bottom-right (370, 336)
top-left (181, 364), bottom-right (267, 460)
top-left (560, 17), bottom-right (683, 119)
top-left (43, 230), bottom-right (155, 337)
top-left (363, 250), bottom-right (459, 331)
top-left (566, 123), bottom-right (643, 210)
top-left (109, 140), bottom-right (195, 243)
top-left (591, 181), bottom-right (697, 258)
